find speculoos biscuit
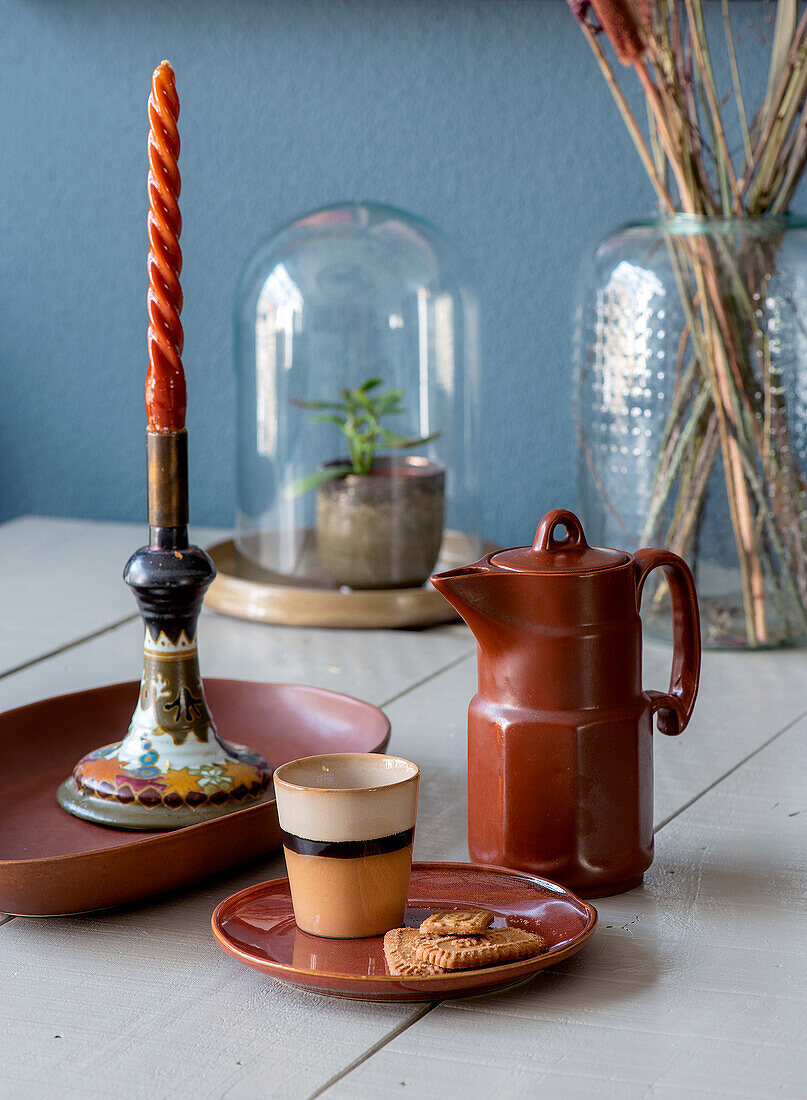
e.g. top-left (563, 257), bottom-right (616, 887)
top-left (383, 927), bottom-right (449, 976)
top-left (419, 909), bottom-right (494, 935)
top-left (414, 927), bottom-right (546, 970)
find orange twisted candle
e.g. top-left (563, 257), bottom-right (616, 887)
top-left (145, 61), bottom-right (186, 432)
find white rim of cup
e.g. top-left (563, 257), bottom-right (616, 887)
top-left (273, 752), bottom-right (419, 794)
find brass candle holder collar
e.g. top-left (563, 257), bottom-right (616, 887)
top-left (56, 432), bottom-right (272, 830)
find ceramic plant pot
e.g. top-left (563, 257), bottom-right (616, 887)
top-left (316, 456), bottom-right (445, 589)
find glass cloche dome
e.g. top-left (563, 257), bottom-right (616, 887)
top-left (234, 202), bottom-right (481, 591)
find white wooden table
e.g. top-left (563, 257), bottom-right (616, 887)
top-left (1, 517), bottom-right (805, 1099)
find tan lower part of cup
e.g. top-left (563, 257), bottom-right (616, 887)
top-left (284, 845), bottom-right (413, 938)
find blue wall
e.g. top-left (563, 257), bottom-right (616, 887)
top-left (0, 0), bottom-right (787, 543)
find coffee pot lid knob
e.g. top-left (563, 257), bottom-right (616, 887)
top-left (532, 509), bottom-right (589, 553)
top-left (490, 509), bottom-right (629, 574)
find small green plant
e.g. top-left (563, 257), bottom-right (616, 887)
top-left (286, 379), bottom-right (438, 497)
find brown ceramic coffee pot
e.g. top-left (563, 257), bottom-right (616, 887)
top-left (431, 508), bottom-right (701, 898)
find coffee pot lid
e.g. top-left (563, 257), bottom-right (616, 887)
top-left (490, 509), bottom-right (629, 574)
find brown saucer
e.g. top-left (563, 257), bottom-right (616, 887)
top-left (211, 862), bottom-right (597, 1001)
top-left (0, 679), bottom-right (390, 916)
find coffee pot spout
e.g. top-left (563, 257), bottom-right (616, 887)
top-left (430, 564), bottom-right (504, 642)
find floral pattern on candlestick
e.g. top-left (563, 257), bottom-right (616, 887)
top-left (70, 627), bottom-right (272, 814)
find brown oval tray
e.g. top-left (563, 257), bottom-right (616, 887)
top-left (205, 533), bottom-right (488, 629)
top-left (0, 679), bottom-right (390, 916)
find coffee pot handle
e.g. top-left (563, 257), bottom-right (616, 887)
top-left (634, 549), bottom-right (701, 736)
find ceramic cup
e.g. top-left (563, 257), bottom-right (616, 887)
top-left (274, 752), bottom-right (419, 938)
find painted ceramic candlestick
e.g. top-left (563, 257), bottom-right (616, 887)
top-left (56, 63), bottom-right (271, 830)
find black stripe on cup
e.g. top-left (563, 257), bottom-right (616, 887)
top-left (281, 827), bottom-right (414, 859)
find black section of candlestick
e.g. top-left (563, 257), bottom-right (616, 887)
top-left (281, 827), bottom-right (415, 859)
top-left (123, 540), bottom-right (217, 645)
top-left (147, 430), bottom-right (189, 528)
top-left (149, 525), bottom-right (189, 550)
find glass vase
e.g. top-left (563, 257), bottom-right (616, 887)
top-left (574, 215), bottom-right (807, 649)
